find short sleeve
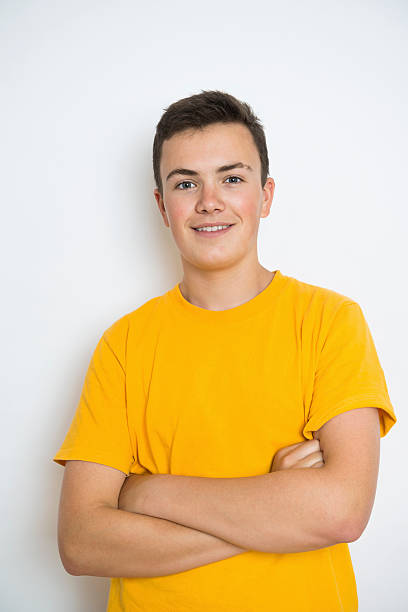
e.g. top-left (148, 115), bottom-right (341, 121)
top-left (303, 301), bottom-right (397, 440)
top-left (53, 331), bottom-right (135, 475)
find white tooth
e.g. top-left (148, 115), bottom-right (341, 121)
top-left (197, 225), bottom-right (229, 232)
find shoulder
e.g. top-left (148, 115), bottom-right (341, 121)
top-left (101, 294), bottom-right (166, 365)
top-left (282, 272), bottom-right (359, 328)
top-left (104, 295), bottom-right (162, 338)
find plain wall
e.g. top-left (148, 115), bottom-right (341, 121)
top-left (1, 1), bottom-right (406, 610)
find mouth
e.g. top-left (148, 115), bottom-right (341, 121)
top-left (192, 224), bottom-right (235, 237)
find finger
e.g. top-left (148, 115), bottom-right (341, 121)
top-left (308, 450), bottom-right (324, 463)
top-left (278, 439), bottom-right (320, 457)
top-left (284, 439), bottom-right (321, 461)
top-left (296, 450), bottom-right (324, 468)
top-left (309, 454), bottom-right (325, 467)
top-left (311, 460), bottom-right (325, 468)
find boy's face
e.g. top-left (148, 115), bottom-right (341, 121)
top-left (154, 122), bottom-right (275, 273)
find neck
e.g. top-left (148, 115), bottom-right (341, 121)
top-left (179, 262), bottom-right (275, 312)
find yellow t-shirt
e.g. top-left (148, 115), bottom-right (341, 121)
top-left (53, 269), bottom-right (397, 612)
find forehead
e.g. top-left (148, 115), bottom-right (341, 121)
top-left (160, 122), bottom-right (259, 174)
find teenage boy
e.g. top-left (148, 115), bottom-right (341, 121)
top-left (53, 90), bottom-right (397, 611)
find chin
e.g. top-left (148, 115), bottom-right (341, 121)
top-left (191, 255), bottom-right (240, 271)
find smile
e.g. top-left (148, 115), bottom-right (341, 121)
top-left (192, 224), bottom-right (234, 236)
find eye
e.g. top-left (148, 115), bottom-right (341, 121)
top-left (175, 180), bottom-right (196, 190)
top-left (225, 176), bottom-right (243, 184)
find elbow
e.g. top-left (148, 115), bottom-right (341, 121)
top-left (341, 510), bottom-right (370, 543)
top-left (324, 477), bottom-right (369, 545)
top-left (334, 517), bottom-right (364, 544)
top-left (64, 563), bottom-right (83, 577)
top-left (57, 511), bottom-right (97, 576)
top-left (58, 536), bottom-right (85, 576)
top-left (332, 504), bottom-right (367, 544)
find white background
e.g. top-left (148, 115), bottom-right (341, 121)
top-left (1, 1), bottom-right (406, 610)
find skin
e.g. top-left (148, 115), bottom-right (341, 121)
top-left (153, 121), bottom-right (276, 311)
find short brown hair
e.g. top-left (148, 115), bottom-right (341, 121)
top-left (153, 89), bottom-right (269, 197)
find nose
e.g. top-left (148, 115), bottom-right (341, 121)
top-left (196, 182), bottom-right (224, 213)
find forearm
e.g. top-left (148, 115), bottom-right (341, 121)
top-left (120, 468), bottom-right (346, 554)
top-left (62, 505), bottom-right (246, 578)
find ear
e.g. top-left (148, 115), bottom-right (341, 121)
top-left (153, 188), bottom-right (169, 228)
top-left (260, 177), bottom-right (275, 219)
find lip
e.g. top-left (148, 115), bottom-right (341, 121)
top-left (192, 222), bottom-right (234, 229)
top-left (192, 224), bottom-right (234, 237)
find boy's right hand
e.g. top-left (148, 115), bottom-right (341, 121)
top-left (270, 439), bottom-right (325, 472)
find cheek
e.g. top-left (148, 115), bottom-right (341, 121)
top-left (173, 207), bottom-right (187, 223)
top-left (235, 194), bottom-right (260, 226)
top-left (167, 205), bottom-right (195, 246)
top-left (166, 202), bottom-right (188, 228)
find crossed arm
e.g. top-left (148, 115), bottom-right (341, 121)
top-left (118, 407), bottom-right (381, 553)
top-left (59, 408), bottom-right (380, 577)
top-left (117, 466), bottom-right (346, 555)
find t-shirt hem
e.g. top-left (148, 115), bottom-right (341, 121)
top-left (52, 449), bottom-right (132, 475)
top-left (303, 393), bottom-right (397, 440)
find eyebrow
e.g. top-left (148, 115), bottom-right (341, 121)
top-left (166, 162), bottom-right (253, 182)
